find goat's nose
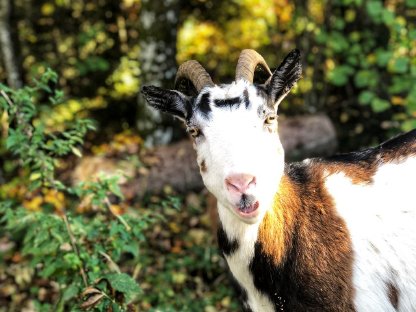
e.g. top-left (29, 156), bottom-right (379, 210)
top-left (225, 174), bottom-right (256, 194)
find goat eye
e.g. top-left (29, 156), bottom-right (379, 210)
top-left (264, 114), bottom-right (277, 125)
top-left (187, 126), bottom-right (200, 138)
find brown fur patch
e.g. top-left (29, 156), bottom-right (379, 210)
top-left (387, 282), bottom-right (399, 310)
top-left (199, 159), bottom-right (207, 173)
top-left (250, 131), bottom-right (415, 309)
top-left (256, 163), bottom-right (355, 310)
top-left (258, 175), bottom-right (298, 264)
top-left (319, 162), bottom-right (376, 185)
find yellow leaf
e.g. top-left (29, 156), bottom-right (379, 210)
top-left (29, 172), bottom-right (41, 181)
top-left (72, 147), bottom-right (82, 158)
top-left (391, 96), bottom-right (404, 105)
top-left (41, 3), bottom-right (55, 16)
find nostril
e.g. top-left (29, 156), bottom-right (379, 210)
top-left (248, 176), bottom-right (256, 188)
top-left (225, 174), bottom-right (256, 194)
top-left (226, 180), bottom-right (240, 193)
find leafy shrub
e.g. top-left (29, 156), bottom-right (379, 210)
top-left (296, 0), bottom-right (416, 149)
top-left (0, 70), bottom-right (155, 311)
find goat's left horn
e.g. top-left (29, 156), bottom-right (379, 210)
top-left (174, 60), bottom-right (214, 93)
top-left (235, 49), bottom-right (272, 83)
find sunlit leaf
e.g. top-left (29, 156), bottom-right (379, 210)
top-left (371, 98), bottom-right (390, 113)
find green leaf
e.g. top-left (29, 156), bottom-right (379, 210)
top-left (409, 29), bottom-right (416, 41)
top-left (381, 9), bottom-right (395, 25)
top-left (104, 273), bottom-right (141, 302)
top-left (366, 1), bottom-right (383, 18)
top-left (388, 77), bottom-right (412, 94)
top-left (371, 98), bottom-right (390, 113)
top-left (375, 50), bottom-right (392, 67)
top-left (406, 0), bottom-right (416, 8)
top-left (406, 87), bottom-right (416, 114)
top-left (358, 91), bottom-right (375, 105)
top-left (61, 283), bottom-right (80, 302)
top-left (391, 57), bottom-right (409, 73)
top-left (354, 70), bottom-right (375, 88)
top-left (401, 119), bottom-right (416, 132)
top-left (328, 65), bottom-right (353, 86)
top-left (328, 32), bottom-right (349, 53)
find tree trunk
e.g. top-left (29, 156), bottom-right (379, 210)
top-left (0, 0), bottom-right (22, 89)
top-left (138, 0), bottom-right (181, 144)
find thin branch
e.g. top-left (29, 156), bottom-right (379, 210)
top-left (98, 251), bottom-right (121, 273)
top-left (104, 197), bottom-right (131, 231)
top-left (0, 89), bottom-right (13, 106)
top-left (63, 213), bottom-right (88, 288)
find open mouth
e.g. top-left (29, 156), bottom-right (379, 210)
top-left (235, 194), bottom-right (259, 217)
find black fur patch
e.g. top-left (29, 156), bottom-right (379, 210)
top-left (249, 243), bottom-right (287, 311)
top-left (286, 162), bottom-right (310, 185)
top-left (141, 85), bottom-right (191, 119)
top-left (268, 49), bottom-right (302, 105)
top-left (197, 92), bottom-right (211, 119)
top-left (322, 128), bottom-right (416, 164)
top-left (243, 89), bottom-right (250, 109)
top-left (217, 224), bottom-right (239, 256)
top-left (214, 97), bottom-right (241, 109)
top-left (380, 128), bottom-right (416, 151)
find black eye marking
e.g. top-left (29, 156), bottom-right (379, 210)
top-left (197, 92), bottom-right (211, 119)
top-left (214, 97), bottom-right (241, 109)
top-left (243, 89), bottom-right (250, 109)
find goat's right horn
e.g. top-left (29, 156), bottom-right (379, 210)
top-left (235, 49), bottom-right (272, 83)
top-left (174, 60), bottom-right (214, 93)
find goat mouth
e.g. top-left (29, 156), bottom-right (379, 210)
top-left (236, 195), bottom-right (259, 217)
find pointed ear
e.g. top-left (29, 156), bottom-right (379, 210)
top-left (141, 85), bottom-right (192, 121)
top-left (267, 49), bottom-right (302, 109)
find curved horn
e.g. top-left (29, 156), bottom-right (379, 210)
top-left (174, 60), bottom-right (214, 93)
top-left (235, 49), bottom-right (272, 83)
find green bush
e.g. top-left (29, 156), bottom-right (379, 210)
top-left (0, 70), bottom-right (154, 311)
top-left (0, 69), bottom-right (238, 312)
top-left (299, 0), bottom-right (416, 148)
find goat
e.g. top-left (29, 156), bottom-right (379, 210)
top-left (141, 49), bottom-right (416, 312)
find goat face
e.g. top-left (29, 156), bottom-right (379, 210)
top-left (142, 50), bottom-right (302, 224)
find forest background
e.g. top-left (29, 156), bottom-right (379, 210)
top-left (0, 0), bottom-right (415, 311)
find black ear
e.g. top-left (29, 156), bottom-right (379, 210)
top-left (141, 85), bottom-right (191, 121)
top-left (267, 49), bottom-right (302, 107)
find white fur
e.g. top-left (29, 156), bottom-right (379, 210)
top-left (195, 80), bottom-right (284, 224)
top-left (325, 157), bottom-right (416, 311)
top-left (219, 203), bottom-right (275, 312)
top-left (193, 81), bottom-right (284, 311)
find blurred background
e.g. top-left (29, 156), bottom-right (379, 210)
top-left (0, 0), bottom-right (415, 311)
top-left (1, 0), bottom-right (415, 147)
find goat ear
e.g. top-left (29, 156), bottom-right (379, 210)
top-left (267, 49), bottom-right (302, 108)
top-left (141, 85), bottom-right (191, 121)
